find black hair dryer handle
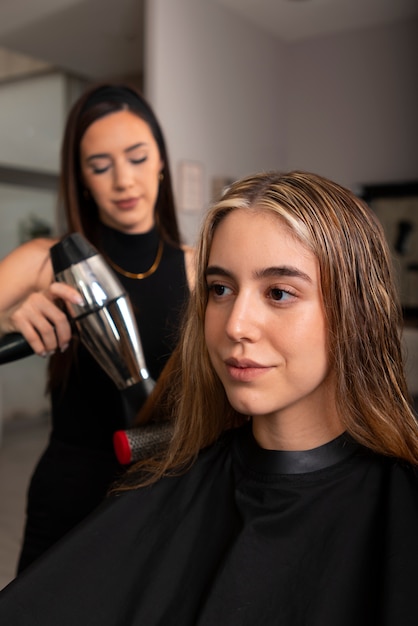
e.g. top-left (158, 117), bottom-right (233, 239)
top-left (0, 332), bottom-right (34, 365)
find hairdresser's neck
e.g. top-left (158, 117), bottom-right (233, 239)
top-left (99, 214), bottom-right (155, 235)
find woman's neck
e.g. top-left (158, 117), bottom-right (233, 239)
top-left (251, 415), bottom-right (345, 452)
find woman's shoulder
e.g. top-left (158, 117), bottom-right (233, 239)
top-left (3, 236), bottom-right (57, 257)
top-left (0, 237), bottom-right (58, 286)
top-left (11, 236), bottom-right (58, 260)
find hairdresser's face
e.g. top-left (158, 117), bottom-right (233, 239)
top-left (205, 209), bottom-right (337, 439)
top-left (80, 110), bottom-right (163, 233)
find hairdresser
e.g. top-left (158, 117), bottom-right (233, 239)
top-left (0, 83), bottom-right (195, 572)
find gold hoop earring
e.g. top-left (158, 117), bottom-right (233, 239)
top-left (159, 172), bottom-right (164, 182)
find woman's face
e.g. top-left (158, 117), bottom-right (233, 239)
top-left (205, 208), bottom-right (338, 443)
top-left (80, 110), bottom-right (163, 233)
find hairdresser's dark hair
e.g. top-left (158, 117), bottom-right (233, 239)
top-left (59, 82), bottom-right (180, 247)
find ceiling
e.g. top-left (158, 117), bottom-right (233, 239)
top-left (0, 0), bottom-right (416, 81)
top-left (0, 0), bottom-right (145, 81)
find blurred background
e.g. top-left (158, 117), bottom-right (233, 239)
top-left (0, 0), bottom-right (417, 587)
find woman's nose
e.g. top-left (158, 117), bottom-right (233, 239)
top-left (113, 163), bottom-right (134, 190)
top-left (225, 293), bottom-right (262, 343)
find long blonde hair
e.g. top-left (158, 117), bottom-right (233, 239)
top-left (116, 170), bottom-right (418, 490)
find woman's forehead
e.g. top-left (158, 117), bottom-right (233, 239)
top-left (208, 208), bottom-right (316, 272)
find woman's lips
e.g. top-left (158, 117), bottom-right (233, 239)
top-left (225, 358), bottom-right (272, 382)
top-left (114, 198), bottom-right (138, 210)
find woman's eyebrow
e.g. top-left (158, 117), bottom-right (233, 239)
top-left (257, 266), bottom-right (312, 283)
top-left (125, 142), bottom-right (147, 154)
top-left (85, 142), bottom-right (147, 162)
top-left (205, 266), bottom-right (230, 278)
top-left (205, 265), bottom-right (312, 283)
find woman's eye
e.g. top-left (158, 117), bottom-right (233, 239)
top-left (89, 161), bottom-right (110, 174)
top-left (269, 287), bottom-right (294, 302)
top-left (131, 156), bottom-right (147, 165)
top-left (208, 283), bottom-right (232, 297)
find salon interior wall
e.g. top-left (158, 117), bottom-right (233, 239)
top-left (144, 0), bottom-right (418, 244)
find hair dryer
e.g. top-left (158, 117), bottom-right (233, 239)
top-left (51, 233), bottom-right (157, 424)
top-left (0, 233), bottom-right (155, 426)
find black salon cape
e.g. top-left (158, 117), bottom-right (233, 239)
top-left (1, 422), bottom-right (418, 625)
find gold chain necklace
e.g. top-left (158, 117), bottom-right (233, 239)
top-left (105, 239), bottom-right (164, 280)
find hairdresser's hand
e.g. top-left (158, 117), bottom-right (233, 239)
top-left (2, 283), bottom-right (83, 357)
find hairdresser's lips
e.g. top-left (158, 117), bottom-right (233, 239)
top-left (224, 357), bottom-right (273, 382)
top-left (114, 197), bottom-right (139, 210)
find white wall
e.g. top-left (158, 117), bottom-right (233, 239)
top-left (285, 20), bottom-right (418, 189)
top-left (144, 1), bottom-right (417, 244)
top-left (145, 0), bottom-right (287, 244)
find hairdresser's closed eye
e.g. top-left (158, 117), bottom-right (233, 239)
top-left (130, 156), bottom-right (147, 165)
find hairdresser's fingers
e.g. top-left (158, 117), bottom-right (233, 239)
top-left (49, 283), bottom-right (85, 318)
top-left (48, 282), bottom-right (84, 305)
top-left (9, 292), bottom-right (73, 356)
